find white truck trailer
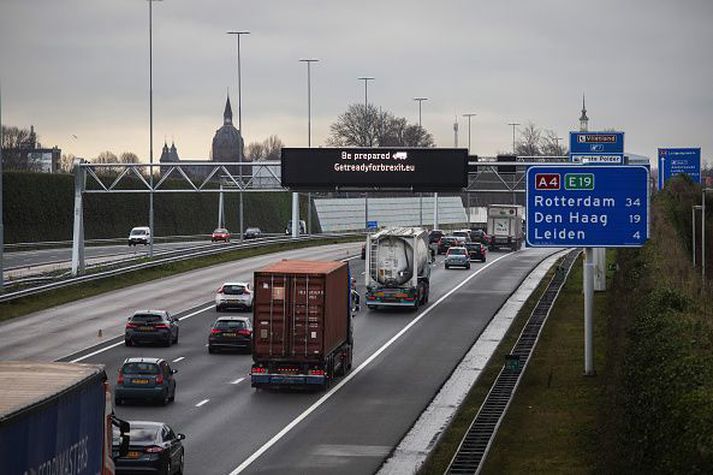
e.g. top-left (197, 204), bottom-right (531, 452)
top-left (364, 227), bottom-right (431, 311)
top-left (486, 204), bottom-right (525, 251)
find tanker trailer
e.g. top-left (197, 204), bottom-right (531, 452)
top-left (364, 227), bottom-right (431, 311)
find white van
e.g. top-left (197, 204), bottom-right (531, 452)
top-left (128, 226), bottom-right (151, 246)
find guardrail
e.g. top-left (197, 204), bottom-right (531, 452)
top-left (3, 233), bottom-right (284, 252)
top-left (0, 233), bottom-right (362, 304)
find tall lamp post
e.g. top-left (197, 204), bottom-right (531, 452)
top-left (414, 97), bottom-right (428, 226)
top-left (147, 0), bottom-right (163, 259)
top-left (507, 122), bottom-right (520, 154)
top-left (227, 30), bottom-right (250, 242)
top-left (300, 58), bottom-right (319, 235)
top-left (358, 76), bottom-right (374, 230)
top-left (463, 113), bottom-right (477, 225)
top-left (0, 83), bottom-right (4, 290)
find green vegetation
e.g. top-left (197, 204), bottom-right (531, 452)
top-left (0, 236), bottom-right (358, 322)
top-left (3, 171), bottom-right (319, 243)
top-left (423, 176), bottom-right (713, 473)
top-left (418, 261), bottom-right (561, 474)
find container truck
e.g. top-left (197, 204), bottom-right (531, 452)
top-left (486, 204), bottom-right (525, 251)
top-left (364, 227), bottom-right (431, 310)
top-left (250, 259), bottom-right (353, 390)
top-left (0, 361), bottom-right (129, 475)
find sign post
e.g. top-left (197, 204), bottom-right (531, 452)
top-left (527, 165), bottom-right (649, 375)
top-left (658, 148), bottom-right (701, 189)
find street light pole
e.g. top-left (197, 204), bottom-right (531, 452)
top-left (413, 97), bottom-right (428, 127)
top-left (507, 122), bottom-right (520, 154)
top-left (147, 0), bottom-right (162, 259)
top-left (0, 82), bottom-right (4, 290)
top-left (358, 76), bottom-right (374, 230)
top-left (300, 58), bottom-right (319, 235)
top-left (693, 205), bottom-right (702, 267)
top-left (227, 30), bottom-right (250, 242)
top-left (414, 97), bottom-right (429, 226)
top-left (463, 113), bottom-right (477, 226)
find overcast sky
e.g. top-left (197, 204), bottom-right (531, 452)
top-left (1, 0), bottom-right (712, 164)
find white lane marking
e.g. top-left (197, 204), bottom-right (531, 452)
top-left (360, 271), bottom-right (365, 275)
top-left (172, 356), bottom-right (185, 363)
top-left (231, 377), bottom-right (246, 385)
top-left (195, 399), bottom-right (210, 407)
top-left (69, 304), bottom-right (214, 363)
top-left (229, 252), bottom-right (513, 474)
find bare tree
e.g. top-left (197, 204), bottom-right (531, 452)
top-left (245, 135), bottom-right (284, 161)
top-left (1, 125), bottom-right (43, 171)
top-left (328, 104), bottom-right (434, 147)
top-left (1, 125), bottom-right (31, 148)
top-left (514, 122), bottom-right (542, 156)
top-left (59, 153), bottom-right (77, 173)
top-left (120, 152), bottom-right (140, 164)
top-left (541, 129), bottom-right (567, 156)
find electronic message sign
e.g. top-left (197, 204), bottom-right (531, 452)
top-left (569, 131), bottom-right (625, 165)
top-left (526, 165), bottom-right (649, 248)
top-left (657, 148), bottom-right (701, 189)
top-left (281, 148), bottom-right (468, 191)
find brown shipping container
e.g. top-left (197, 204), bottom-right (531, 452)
top-left (252, 260), bottom-right (349, 362)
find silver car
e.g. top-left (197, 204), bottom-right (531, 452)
top-left (445, 246), bottom-right (471, 270)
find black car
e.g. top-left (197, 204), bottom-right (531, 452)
top-left (209, 316), bottom-right (253, 353)
top-left (113, 421), bottom-right (185, 475)
top-left (125, 310), bottom-right (179, 347)
top-left (469, 229), bottom-right (493, 246)
top-left (115, 357), bottom-right (178, 406)
top-left (437, 236), bottom-right (464, 254)
top-left (428, 229), bottom-right (445, 244)
top-left (465, 242), bottom-right (487, 262)
top-left (245, 227), bottom-right (262, 239)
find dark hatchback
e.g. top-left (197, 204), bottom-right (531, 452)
top-left (437, 236), bottom-right (464, 254)
top-left (125, 310), bottom-right (179, 347)
top-left (115, 357), bottom-right (177, 406)
top-left (245, 227), bottom-right (263, 239)
top-left (209, 316), bottom-right (253, 353)
top-left (428, 229), bottom-right (445, 244)
top-left (465, 242), bottom-right (488, 262)
top-left (113, 421), bottom-right (185, 475)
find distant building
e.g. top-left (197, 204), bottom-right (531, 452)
top-left (211, 94), bottom-right (248, 181)
top-left (1, 125), bottom-right (61, 173)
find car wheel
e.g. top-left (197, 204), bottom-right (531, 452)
top-left (169, 384), bottom-right (176, 402)
top-left (164, 337), bottom-right (172, 347)
top-left (173, 330), bottom-right (179, 344)
top-left (165, 459), bottom-right (172, 475)
top-left (445, 264), bottom-right (449, 269)
top-left (114, 397), bottom-right (122, 406)
top-left (466, 264), bottom-right (471, 270)
top-left (124, 338), bottom-right (132, 347)
top-left (216, 305), bottom-right (222, 312)
top-left (208, 346), bottom-right (215, 354)
top-left (176, 452), bottom-right (184, 475)
top-left (160, 390), bottom-right (169, 406)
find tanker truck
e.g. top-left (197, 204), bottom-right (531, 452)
top-left (364, 227), bottom-right (431, 311)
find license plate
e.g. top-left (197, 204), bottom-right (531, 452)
top-left (222, 333), bottom-right (236, 337)
top-left (127, 451), bottom-right (141, 459)
top-left (132, 379), bottom-right (149, 384)
top-left (140, 326), bottom-right (152, 331)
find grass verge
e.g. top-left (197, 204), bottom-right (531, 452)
top-left (1, 237), bottom-right (359, 323)
top-left (418, 255), bottom-right (562, 474)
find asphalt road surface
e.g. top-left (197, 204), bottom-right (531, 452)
top-left (35, 245), bottom-right (558, 475)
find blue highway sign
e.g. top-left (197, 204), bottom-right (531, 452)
top-left (367, 220), bottom-right (378, 230)
top-left (570, 131), bottom-right (625, 164)
top-left (526, 165), bottom-right (649, 248)
top-left (658, 148), bottom-right (701, 189)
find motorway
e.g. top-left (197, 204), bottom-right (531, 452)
top-left (0, 242), bottom-right (557, 474)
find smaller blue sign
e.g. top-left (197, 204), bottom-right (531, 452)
top-left (527, 165), bottom-right (649, 248)
top-left (658, 148), bottom-right (701, 189)
top-left (570, 132), bottom-right (625, 154)
top-left (367, 220), bottom-right (378, 229)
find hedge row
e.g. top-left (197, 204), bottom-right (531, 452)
top-left (607, 178), bottom-right (713, 472)
top-left (2, 171), bottom-right (317, 243)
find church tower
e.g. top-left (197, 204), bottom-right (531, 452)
top-left (579, 93), bottom-right (589, 132)
top-left (211, 93), bottom-right (245, 179)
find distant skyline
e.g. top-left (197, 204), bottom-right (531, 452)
top-left (1, 0), bottom-right (712, 166)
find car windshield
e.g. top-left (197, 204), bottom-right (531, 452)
top-left (214, 320), bottom-right (248, 330)
top-left (223, 284), bottom-right (246, 295)
top-left (113, 425), bottom-right (160, 446)
top-left (466, 243), bottom-right (480, 249)
top-left (214, 228), bottom-right (228, 234)
top-left (131, 229), bottom-right (146, 235)
top-left (448, 248), bottom-right (467, 255)
top-left (130, 314), bottom-right (162, 323)
top-left (122, 362), bottom-right (159, 375)
top-left (246, 228), bottom-right (259, 233)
